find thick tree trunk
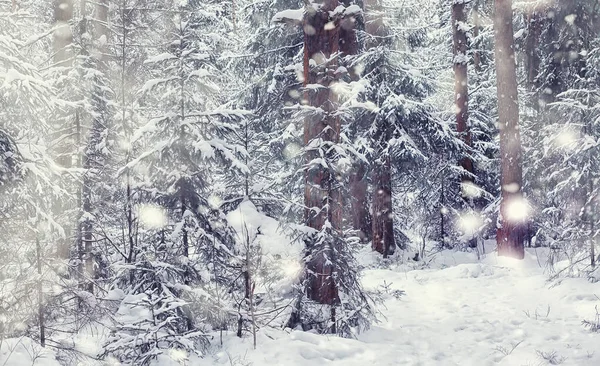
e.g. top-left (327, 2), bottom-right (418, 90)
top-left (453, 0), bottom-right (476, 248)
top-left (494, 0), bottom-right (526, 259)
top-left (303, 0), bottom-right (341, 306)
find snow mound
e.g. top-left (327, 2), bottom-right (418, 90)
top-left (208, 248), bottom-right (600, 365)
top-left (0, 338), bottom-right (60, 366)
top-left (227, 200), bottom-right (303, 294)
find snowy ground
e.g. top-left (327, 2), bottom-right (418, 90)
top-left (2, 201), bottom-right (598, 366)
top-left (211, 249), bottom-right (600, 366)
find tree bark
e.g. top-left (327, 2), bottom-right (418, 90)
top-left (303, 0), bottom-right (341, 306)
top-left (453, 0), bottom-right (476, 248)
top-left (494, 0), bottom-right (526, 259)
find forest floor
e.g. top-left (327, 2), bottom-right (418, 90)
top-left (213, 248), bottom-right (600, 366)
top-left (2, 218), bottom-right (599, 366)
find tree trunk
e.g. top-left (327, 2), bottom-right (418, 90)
top-left (366, 0), bottom-right (397, 256)
top-left (494, 0), bottom-right (526, 259)
top-left (303, 0), bottom-right (341, 306)
top-left (349, 163), bottom-right (371, 242)
top-left (452, 0), bottom-right (474, 185)
top-left (453, 0), bottom-right (476, 248)
top-left (472, 3), bottom-right (481, 73)
top-left (372, 154), bottom-right (395, 257)
top-left (340, 3), bottom-right (371, 242)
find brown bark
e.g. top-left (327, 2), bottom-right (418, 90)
top-left (494, 0), bottom-right (526, 259)
top-left (452, 0), bottom-right (474, 186)
top-left (303, 0), bottom-right (341, 306)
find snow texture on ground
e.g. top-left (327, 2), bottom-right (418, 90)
top-left (211, 249), bottom-right (600, 366)
top-left (1, 230), bottom-right (598, 365)
top-left (0, 337), bottom-right (61, 366)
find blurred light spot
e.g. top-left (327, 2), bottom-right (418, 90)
top-left (565, 14), bottom-right (577, 25)
top-left (461, 181), bottom-right (482, 198)
top-left (288, 89), bottom-right (301, 99)
top-left (503, 182), bottom-right (520, 194)
top-left (458, 212), bottom-right (482, 236)
top-left (554, 128), bottom-right (578, 150)
top-left (280, 258), bottom-right (302, 278)
top-left (208, 194), bottom-right (223, 209)
top-left (137, 204), bottom-right (167, 229)
top-left (169, 348), bottom-right (188, 362)
top-left (504, 197), bottom-right (529, 223)
top-left (304, 24), bottom-right (316, 35)
top-left (283, 142), bottom-right (301, 161)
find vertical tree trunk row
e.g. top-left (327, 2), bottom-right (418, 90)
top-left (494, 0), bottom-right (526, 259)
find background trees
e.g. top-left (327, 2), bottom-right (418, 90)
top-left (0, 0), bottom-right (599, 363)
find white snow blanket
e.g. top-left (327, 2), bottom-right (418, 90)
top-left (210, 249), bottom-right (600, 366)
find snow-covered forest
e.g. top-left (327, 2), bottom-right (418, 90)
top-left (0, 0), bottom-right (599, 365)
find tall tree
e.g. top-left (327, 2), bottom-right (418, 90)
top-left (281, 0), bottom-right (373, 336)
top-left (452, 0), bottom-right (478, 247)
top-left (302, 0), bottom-right (342, 309)
top-left (341, 2), bottom-right (372, 243)
top-left (367, 0), bottom-right (396, 257)
top-left (52, 0), bottom-right (75, 260)
top-left (494, 0), bottom-right (526, 259)
top-left (452, 0), bottom-right (474, 188)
